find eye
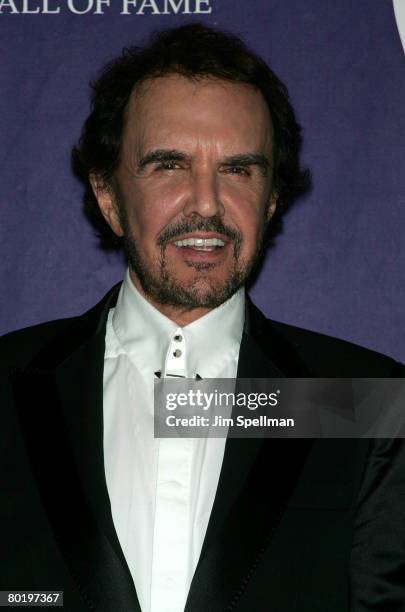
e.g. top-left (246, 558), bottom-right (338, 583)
top-left (224, 165), bottom-right (251, 177)
top-left (155, 160), bottom-right (181, 171)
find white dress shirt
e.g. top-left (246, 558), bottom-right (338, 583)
top-left (103, 270), bottom-right (245, 612)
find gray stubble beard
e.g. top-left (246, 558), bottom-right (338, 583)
top-left (117, 194), bottom-right (268, 310)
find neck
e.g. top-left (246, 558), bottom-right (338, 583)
top-left (129, 270), bottom-right (213, 327)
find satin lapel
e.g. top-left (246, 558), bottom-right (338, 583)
top-left (12, 285), bottom-right (141, 612)
top-left (185, 299), bottom-right (313, 612)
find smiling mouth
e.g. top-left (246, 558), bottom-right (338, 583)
top-left (173, 237), bottom-right (226, 252)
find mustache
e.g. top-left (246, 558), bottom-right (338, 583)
top-left (157, 216), bottom-right (242, 246)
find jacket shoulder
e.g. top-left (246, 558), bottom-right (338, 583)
top-left (253, 305), bottom-right (404, 376)
top-left (0, 318), bottom-right (78, 368)
top-left (273, 319), bottom-right (403, 375)
top-left (0, 282), bottom-right (121, 369)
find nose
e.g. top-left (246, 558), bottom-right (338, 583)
top-left (183, 169), bottom-right (225, 218)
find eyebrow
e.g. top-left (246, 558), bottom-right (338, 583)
top-left (138, 149), bottom-right (189, 169)
top-left (221, 153), bottom-right (271, 175)
top-left (137, 149), bottom-right (271, 174)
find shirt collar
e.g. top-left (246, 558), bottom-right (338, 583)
top-left (112, 268), bottom-right (245, 378)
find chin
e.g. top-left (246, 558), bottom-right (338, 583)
top-left (160, 273), bottom-right (244, 309)
top-left (129, 255), bottom-right (247, 309)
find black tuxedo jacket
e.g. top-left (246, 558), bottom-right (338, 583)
top-left (1, 284), bottom-right (405, 612)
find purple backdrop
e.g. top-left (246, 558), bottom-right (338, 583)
top-left (0, 0), bottom-right (404, 363)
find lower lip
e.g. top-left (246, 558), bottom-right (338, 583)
top-left (168, 243), bottom-right (230, 262)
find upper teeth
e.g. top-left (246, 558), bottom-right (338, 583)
top-left (174, 238), bottom-right (225, 247)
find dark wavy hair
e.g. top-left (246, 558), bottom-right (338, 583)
top-left (72, 23), bottom-right (311, 249)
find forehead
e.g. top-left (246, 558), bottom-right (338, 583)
top-left (122, 74), bottom-right (274, 155)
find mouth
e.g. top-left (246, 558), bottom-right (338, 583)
top-left (167, 233), bottom-right (230, 263)
top-left (173, 236), bottom-right (226, 252)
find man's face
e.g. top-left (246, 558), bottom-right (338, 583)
top-left (95, 74), bottom-right (276, 320)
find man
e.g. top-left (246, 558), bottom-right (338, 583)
top-left (1, 23), bottom-right (404, 612)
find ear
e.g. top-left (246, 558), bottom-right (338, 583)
top-left (266, 195), bottom-right (278, 221)
top-left (89, 174), bottom-right (124, 237)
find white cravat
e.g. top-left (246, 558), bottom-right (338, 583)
top-left (103, 269), bottom-right (245, 612)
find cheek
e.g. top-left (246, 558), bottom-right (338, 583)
top-left (223, 190), bottom-right (268, 235)
top-left (242, 221), bottom-right (263, 253)
top-left (222, 177), bottom-right (270, 212)
top-left (124, 199), bottom-right (180, 251)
